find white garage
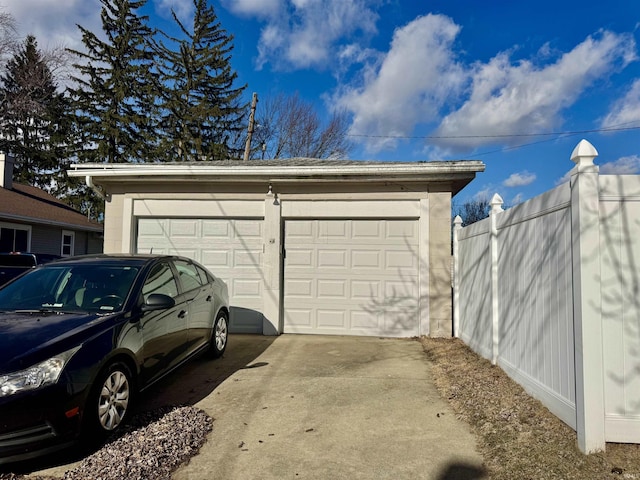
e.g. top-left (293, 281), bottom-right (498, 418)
top-left (69, 159), bottom-right (484, 338)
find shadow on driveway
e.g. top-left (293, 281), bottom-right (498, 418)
top-left (135, 334), bottom-right (275, 412)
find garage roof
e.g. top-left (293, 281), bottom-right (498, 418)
top-left (69, 158), bottom-right (485, 196)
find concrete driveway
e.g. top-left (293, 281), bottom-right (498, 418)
top-left (31, 334), bottom-right (486, 479)
top-left (174, 334), bottom-right (485, 479)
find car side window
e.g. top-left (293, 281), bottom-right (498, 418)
top-left (174, 260), bottom-right (203, 292)
top-left (142, 262), bottom-right (179, 299)
top-left (195, 264), bottom-right (212, 284)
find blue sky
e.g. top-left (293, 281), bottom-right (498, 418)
top-left (4, 0), bottom-right (640, 206)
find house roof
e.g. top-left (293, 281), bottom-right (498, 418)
top-left (69, 158), bottom-right (485, 196)
top-left (0, 183), bottom-right (103, 232)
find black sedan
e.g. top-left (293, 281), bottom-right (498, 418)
top-left (0, 254), bottom-right (229, 464)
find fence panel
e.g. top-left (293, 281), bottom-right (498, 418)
top-left (495, 185), bottom-right (576, 427)
top-left (456, 219), bottom-right (492, 359)
top-left (599, 176), bottom-right (640, 442)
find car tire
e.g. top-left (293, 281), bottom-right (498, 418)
top-left (209, 311), bottom-right (228, 358)
top-left (84, 361), bottom-right (134, 439)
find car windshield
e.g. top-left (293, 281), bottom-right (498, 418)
top-left (0, 264), bottom-right (140, 314)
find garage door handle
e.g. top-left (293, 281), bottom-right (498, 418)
top-left (178, 310), bottom-right (187, 318)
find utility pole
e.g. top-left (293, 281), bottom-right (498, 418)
top-left (243, 92), bottom-right (258, 162)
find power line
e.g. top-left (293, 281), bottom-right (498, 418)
top-left (346, 124), bottom-right (640, 140)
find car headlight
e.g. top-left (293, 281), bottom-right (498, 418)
top-left (0, 346), bottom-right (81, 397)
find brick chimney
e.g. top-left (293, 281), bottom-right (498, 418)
top-left (0, 153), bottom-right (13, 190)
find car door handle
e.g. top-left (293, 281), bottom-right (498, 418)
top-left (206, 295), bottom-right (212, 302)
top-left (178, 310), bottom-right (187, 318)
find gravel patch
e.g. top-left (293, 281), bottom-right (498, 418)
top-left (1, 406), bottom-right (213, 480)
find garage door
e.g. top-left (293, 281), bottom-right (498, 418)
top-left (284, 219), bottom-right (420, 337)
top-left (136, 218), bottom-right (264, 333)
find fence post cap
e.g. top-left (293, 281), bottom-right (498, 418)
top-left (571, 139), bottom-right (598, 166)
top-left (453, 215), bottom-right (463, 227)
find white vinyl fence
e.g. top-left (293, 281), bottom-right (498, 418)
top-left (453, 140), bottom-right (640, 453)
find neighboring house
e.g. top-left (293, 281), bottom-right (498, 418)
top-left (68, 158), bottom-right (484, 337)
top-left (0, 154), bottom-right (103, 257)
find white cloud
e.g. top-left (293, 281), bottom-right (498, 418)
top-left (4, 0), bottom-right (100, 51)
top-left (221, 0), bottom-right (282, 18)
top-left (234, 0), bottom-right (379, 70)
top-left (600, 155), bottom-right (640, 174)
top-left (333, 14), bottom-right (466, 152)
top-left (473, 187), bottom-right (493, 202)
top-left (503, 171), bottom-right (536, 187)
top-left (601, 79), bottom-right (640, 129)
top-left (155, 0), bottom-right (194, 22)
top-left (433, 30), bottom-right (637, 150)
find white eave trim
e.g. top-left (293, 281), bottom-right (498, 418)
top-left (68, 161), bottom-right (485, 181)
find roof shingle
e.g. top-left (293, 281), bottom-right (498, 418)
top-left (0, 184), bottom-right (103, 232)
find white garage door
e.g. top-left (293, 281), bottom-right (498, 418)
top-left (136, 218), bottom-right (264, 333)
top-left (284, 219), bottom-right (420, 337)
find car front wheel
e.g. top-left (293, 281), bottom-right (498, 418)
top-left (209, 312), bottom-right (228, 358)
top-left (85, 361), bottom-right (134, 438)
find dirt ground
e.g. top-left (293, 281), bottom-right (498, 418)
top-left (422, 337), bottom-right (640, 480)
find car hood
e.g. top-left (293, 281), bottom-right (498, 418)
top-left (0, 311), bottom-right (114, 372)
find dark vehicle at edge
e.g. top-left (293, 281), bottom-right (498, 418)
top-left (0, 254), bottom-right (229, 464)
top-left (0, 252), bottom-right (61, 286)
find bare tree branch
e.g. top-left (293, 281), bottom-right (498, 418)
top-left (253, 92), bottom-right (353, 160)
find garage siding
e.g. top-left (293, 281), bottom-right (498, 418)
top-left (136, 218), bottom-right (264, 333)
top-left (284, 219), bottom-right (420, 337)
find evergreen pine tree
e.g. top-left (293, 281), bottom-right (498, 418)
top-left (68, 0), bottom-right (159, 163)
top-left (154, 0), bottom-right (247, 161)
top-left (0, 34), bottom-right (71, 189)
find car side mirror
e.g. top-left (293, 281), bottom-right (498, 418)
top-left (141, 293), bottom-right (175, 312)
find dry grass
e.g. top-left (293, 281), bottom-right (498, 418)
top-left (422, 337), bottom-right (640, 480)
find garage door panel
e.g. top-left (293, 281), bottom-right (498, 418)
top-left (233, 278), bottom-right (262, 297)
top-left (386, 250), bottom-right (417, 269)
top-left (202, 221), bottom-right (230, 237)
top-left (138, 218), bottom-right (167, 236)
top-left (386, 220), bottom-right (417, 238)
top-left (201, 250), bottom-right (229, 267)
top-left (234, 249), bottom-right (262, 269)
top-left (170, 220), bottom-right (197, 236)
top-left (234, 221), bottom-right (262, 238)
top-left (385, 280), bottom-right (418, 298)
top-left (318, 249), bottom-right (346, 267)
top-left (287, 309), bottom-right (313, 328)
top-left (319, 220), bottom-right (347, 238)
top-left (285, 279), bottom-right (313, 297)
top-left (317, 309), bottom-right (346, 328)
top-left (284, 221), bottom-right (313, 239)
top-left (317, 280), bottom-right (346, 298)
top-left (284, 219), bottom-right (419, 337)
top-left (286, 249), bottom-right (314, 267)
top-left (352, 220), bottom-right (380, 238)
top-left (137, 218), bottom-right (265, 334)
top-left (351, 280), bottom-right (381, 299)
top-left (351, 250), bottom-right (381, 268)
top-left (351, 311), bottom-right (381, 330)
